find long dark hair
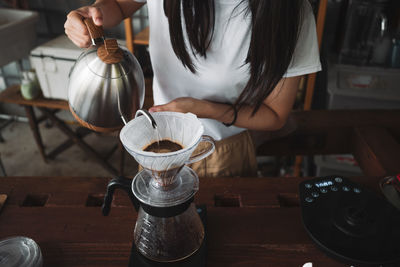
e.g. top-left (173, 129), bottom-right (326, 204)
top-left (164, 0), bottom-right (304, 114)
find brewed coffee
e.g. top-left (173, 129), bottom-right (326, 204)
top-left (144, 140), bottom-right (183, 153)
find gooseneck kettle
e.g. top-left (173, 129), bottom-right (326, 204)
top-left (68, 18), bottom-right (145, 132)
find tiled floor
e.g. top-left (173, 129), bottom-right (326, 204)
top-left (0, 110), bottom-right (138, 177)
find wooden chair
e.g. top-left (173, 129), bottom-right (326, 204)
top-left (293, 0), bottom-right (328, 176)
top-left (124, 18), bottom-right (153, 109)
top-left (124, 18), bottom-right (135, 53)
top-left (253, 0), bottom-right (328, 176)
top-left (0, 154), bottom-right (6, 176)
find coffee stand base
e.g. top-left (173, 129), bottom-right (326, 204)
top-left (128, 205), bottom-right (207, 267)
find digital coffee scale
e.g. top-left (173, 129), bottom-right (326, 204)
top-left (299, 176), bottom-right (400, 266)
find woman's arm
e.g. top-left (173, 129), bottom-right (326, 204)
top-left (149, 76), bottom-right (301, 131)
top-left (65, 0), bottom-right (145, 48)
top-left (92, 0), bottom-right (145, 27)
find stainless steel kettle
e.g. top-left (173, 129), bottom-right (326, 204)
top-left (68, 18), bottom-right (145, 132)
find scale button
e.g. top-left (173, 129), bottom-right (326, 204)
top-left (331, 186), bottom-right (338, 192)
top-left (320, 188), bottom-right (328, 193)
top-left (334, 177), bottom-right (343, 183)
top-left (311, 192), bottom-right (319, 198)
top-left (342, 186), bottom-right (350, 192)
top-left (305, 183), bottom-right (312, 189)
top-left (305, 197), bottom-right (314, 203)
top-left (353, 188), bottom-right (361, 193)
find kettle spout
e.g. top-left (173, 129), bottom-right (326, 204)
top-left (135, 109), bottom-right (157, 129)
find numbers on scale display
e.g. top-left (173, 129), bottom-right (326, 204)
top-left (314, 180), bottom-right (333, 188)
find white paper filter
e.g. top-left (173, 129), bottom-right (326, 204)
top-left (120, 112), bottom-right (204, 171)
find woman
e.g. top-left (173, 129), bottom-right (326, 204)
top-left (65, 0), bottom-right (321, 177)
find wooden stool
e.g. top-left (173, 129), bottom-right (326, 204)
top-left (0, 85), bottom-right (124, 176)
top-left (0, 153), bottom-right (6, 176)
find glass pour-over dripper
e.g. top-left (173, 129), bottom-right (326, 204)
top-left (120, 111), bottom-right (215, 187)
top-left (117, 111), bottom-right (215, 262)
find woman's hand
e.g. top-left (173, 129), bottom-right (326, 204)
top-left (149, 97), bottom-right (210, 117)
top-left (149, 97), bottom-right (235, 125)
top-left (148, 75), bottom-right (301, 131)
top-left (64, 1), bottom-right (145, 48)
top-left (64, 6), bottom-right (103, 48)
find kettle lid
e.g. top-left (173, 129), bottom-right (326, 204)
top-left (79, 19), bottom-right (136, 79)
top-left (97, 39), bottom-right (124, 64)
top-left (79, 43), bottom-right (137, 79)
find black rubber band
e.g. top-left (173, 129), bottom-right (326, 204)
top-left (223, 104), bottom-right (237, 127)
top-left (140, 197), bottom-right (194, 218)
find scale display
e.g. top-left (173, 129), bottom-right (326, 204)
top-left (314, 180), bottom-right (333, 188)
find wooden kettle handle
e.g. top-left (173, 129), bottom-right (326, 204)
top-left (83, 18), bottom-right (104, 42)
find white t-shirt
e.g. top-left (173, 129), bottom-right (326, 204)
top-left (134, 0), bottom-right (321, 141)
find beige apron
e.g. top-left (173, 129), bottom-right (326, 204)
top-left (189, 130), bottom-right (257, 177)
top-left (138, 130), bottom-right (257, 178)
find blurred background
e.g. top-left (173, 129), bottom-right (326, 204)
top-left (0, 0), bottom-right (399, 177)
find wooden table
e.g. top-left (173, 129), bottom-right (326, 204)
top-left (0, 108), bottom-right (399, 265)
top-left (0, 175), bottom-right (385, 267)
top-left (0, 85), bottom-right (123, 176)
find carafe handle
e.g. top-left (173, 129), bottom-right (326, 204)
top-left (102, 176), bottom-right (140, 216)
top-left (186, 135), bottom-right (215, 165)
